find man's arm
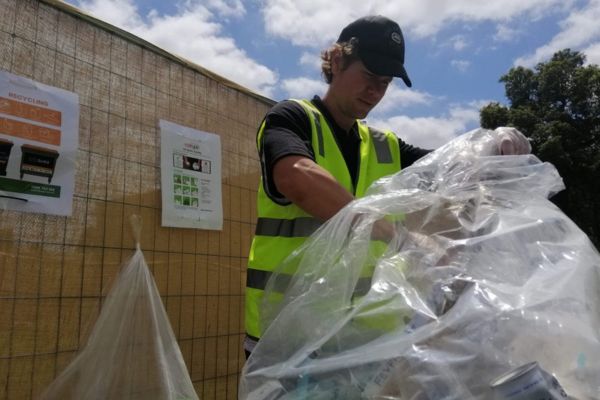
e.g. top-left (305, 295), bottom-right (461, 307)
top-left (272, 155), bottom-right (354, 222)
top-left (260, 100), bottom-right (354, 220)
top-left (398, 138), bottom-right (432, 169)
top-left (274, 155), bottom-right (396, 240)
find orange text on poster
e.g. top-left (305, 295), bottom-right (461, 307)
top-left (0, 97), bottom-right (62, 127)
top-left (0, 117), bottom-right (61, 146)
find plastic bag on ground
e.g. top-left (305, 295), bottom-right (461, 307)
top-left (239, 128), bottom-right (600, 400)
top-left (41, 216), bottom-right (198, 400)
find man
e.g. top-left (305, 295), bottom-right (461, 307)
top-left (244, 15), bottom-right (529, 357)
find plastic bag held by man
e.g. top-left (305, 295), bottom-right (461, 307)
top-left (40, 216), bottom-right (199, 400)
top-left (239, 128), bottom-right (600, 400)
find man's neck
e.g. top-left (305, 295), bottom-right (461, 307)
top-left (321, 91), bottom-right (355, 132)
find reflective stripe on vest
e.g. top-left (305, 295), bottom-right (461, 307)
top-left (255, 216), bottom-right (322, 237)
top-left (247, 267), bottom-right (373, 297)
top-left (245, 98), bottom-right (401, 339)
top-left (370, 127), bottom-right (393, 164)
top-left (310, 109), bottom-right (325, 157)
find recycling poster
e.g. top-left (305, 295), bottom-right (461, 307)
top-left (0, 70), bottom-right (79, 216)
top-left (159, 119), bottom-right (222, 230)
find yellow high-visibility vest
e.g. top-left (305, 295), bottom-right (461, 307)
top-left (245, 99), bottom-right (401, 339)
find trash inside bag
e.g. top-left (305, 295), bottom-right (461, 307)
top-left (239, 128), bottom-right (600, 400)
top-left (41, 217), bottom-right (199, 400)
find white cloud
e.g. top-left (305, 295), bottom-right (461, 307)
top-left (368, 101), bottom-right (485, 149)
top-left (299, 52), bottom-right (323, 71)
top-left (515, 0), bottom-right (600, 67)
top-left (583, 41), bottom-right (600, 64)
top-left (373, 85), bottom-right (436, 115)
top-left (494, 24), bottom-right (521, 42)
top-left (281, 77), bottom-right (327, 99)
top-left (78, 0), bottom-right (142, 28)
top-left (450, 59), bottom-right (471, 72)
top-left (450, 35), bottom-right (468, 51)
top-left (202, 0), bottom-right (246, 18)
top-left (261, 0), bottom-right (572, 47)
top-left (76, 0), bottom-right (277, 96)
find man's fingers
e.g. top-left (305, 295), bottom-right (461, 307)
top-left (500, 138), bottom-right (516, 155)
top-left (494, 127), bottom-right (531, 155)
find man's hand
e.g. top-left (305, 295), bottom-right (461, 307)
top-left (493, 127), bottom-right (531, 155)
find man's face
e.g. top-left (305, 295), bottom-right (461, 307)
top-left (331, 58), bottom-right (392, 120)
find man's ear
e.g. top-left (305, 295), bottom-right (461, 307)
top-left (330, 49), bottom-right (343, 76)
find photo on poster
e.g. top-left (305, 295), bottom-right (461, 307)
top-left (0, 71), bottom-right (79, 216)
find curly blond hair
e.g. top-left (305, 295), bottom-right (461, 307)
top-left (320, 38), bottom-right (360, 83)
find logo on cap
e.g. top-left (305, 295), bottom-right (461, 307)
top-left (391, 32), bottom-right (402, 45)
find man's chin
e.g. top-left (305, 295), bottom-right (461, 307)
top-left (353, 106), bottom-right (372, 119)
top-left (355, 110), bottom-right (370, 120)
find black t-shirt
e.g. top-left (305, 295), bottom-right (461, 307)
top-left (260, 96), bottom-right (431, 202)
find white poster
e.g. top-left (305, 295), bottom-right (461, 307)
top-left (160, 120), bottom-right (222, 230)
top-left (0, 70), bottom-right (79, 216)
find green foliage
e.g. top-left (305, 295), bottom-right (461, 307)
top-left (480, 49), bottom-right (600, 247)
top-left (480, 102), bottom-right (509, 129)
top-left (500, 66), bottom-right (537, 108)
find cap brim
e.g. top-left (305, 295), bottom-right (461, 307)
top-left (360, 51), bottom-right (412, 87)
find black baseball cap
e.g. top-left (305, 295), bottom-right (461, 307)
top-left (337, 15), bottom-right (412, 87)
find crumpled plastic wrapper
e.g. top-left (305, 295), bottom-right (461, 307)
top-left (239, 128), bottom-right (600, 400)
top-left (40, 216), bottom-right (199, 400)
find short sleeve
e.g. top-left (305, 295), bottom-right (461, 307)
top-left (398, 137), bottom-right (432, 168)
top-left (259, 100), bottom-right (314, 203)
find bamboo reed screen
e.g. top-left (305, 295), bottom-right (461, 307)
top-left (0, 0), bottom-right (271, 398)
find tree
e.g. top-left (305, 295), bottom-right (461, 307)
top-left (480, 49), bottom-right (600, 247)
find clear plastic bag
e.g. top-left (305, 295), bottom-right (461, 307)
top-left (40, 216), bottom-right (199, 400)
top-left (239, 128), bottom-right (600, 400)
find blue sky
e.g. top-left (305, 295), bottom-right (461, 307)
top-left (65, 0), bottom-right (600, 148)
